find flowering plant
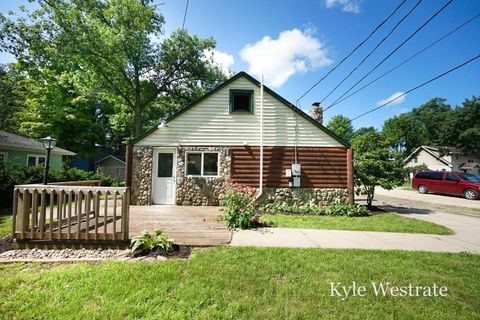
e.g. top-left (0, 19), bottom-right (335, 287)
top-left (221, 180), bottom-right (258, 229)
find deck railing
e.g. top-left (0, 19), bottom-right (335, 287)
top-left (12, 184), bottom-right (130, 242)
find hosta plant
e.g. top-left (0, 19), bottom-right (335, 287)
top-left (130, 228), bottom-right (174, 254)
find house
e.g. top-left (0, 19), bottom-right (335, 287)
top-left (0, 130), bottom-right (75, 169)
top-left (95, 155), bottom-right (125, 181)
top-left (125, 72), bottom-right (354, 206)
top-left (404, 146), bottom-right (480, 175)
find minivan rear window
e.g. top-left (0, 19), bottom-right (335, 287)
top-left (415, 172), bottom-right (444, 180)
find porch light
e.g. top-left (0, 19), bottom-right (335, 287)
top-left (40, 136), bottom-right (57, 185)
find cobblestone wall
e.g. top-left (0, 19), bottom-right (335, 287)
top-left (263, 188), bottom-right (349, 206)
top-left (176, 146), bottom-right (231, 206)
top-left (131, 146), bottom-right (153, 205)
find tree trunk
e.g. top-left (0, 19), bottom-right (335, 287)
top-left (133, 69), bottom-right (142, 136)
top-left (134, 100), bottom-right (142, 136)
top-left (366, 186), bottom-right (375, 207)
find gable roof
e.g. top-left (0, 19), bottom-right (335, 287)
top-left (404, 145), bottom-right (451, 167)
top-left (128, 72), bottom-right (349, 147)
top-left (95, 155), bottom-right (126, 165)
top-left (0, 130), bottom-right (76, 156)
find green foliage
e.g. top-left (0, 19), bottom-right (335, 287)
top-left (352, 131), bottom-right (404, 206)
top-left (0, 0), bottom-right (227, 141)
top-left (261, 202), bottom-right (369, 217)
top-left (324, 203), bottom-right (370, 217)
top-left (382, 97), bottom-right (480, 156)
top-left (221, 181), bottom-right (258, 229)
top-left (130, 228), bottom-right (174, 253)
top-left (0, 163), bottom-right (122, 207)
top-left (262, 202), bottom-right (323, 215)
top-left (326, 114), bottom-right (355, 144)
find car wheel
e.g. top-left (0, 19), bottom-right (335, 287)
top-left (464, 188), bottom-right (479, 200)
top-left (418, 185), bottom-right (428, 194)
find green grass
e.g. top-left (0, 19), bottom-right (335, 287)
top-left (0, 208), bottom-right (12, 238)
top-left (260, 212), bottom-right (454, 235)
top-left (0, 247), bottom-right (478, 319)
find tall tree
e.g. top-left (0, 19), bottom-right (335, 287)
top-left (0, 65), bottom-right (23, 131)
top-left (0, 0), bottom-right (227, 138)
top-left (325, 115), bottom-right (354, 144)
top-left (440, 97), bottom-right (480, 154)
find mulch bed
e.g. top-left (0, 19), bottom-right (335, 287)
top-left (0, 237), bottom-right (13, 255)
top-left (131, 244), bottom-right (192, 259)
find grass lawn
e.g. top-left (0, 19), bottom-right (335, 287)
top-left (0, 247), bottom-right (478, 319)
top-left (260, 212), bottom-right (454, 235)
top-left (0, 208), bottom-right (11, 238)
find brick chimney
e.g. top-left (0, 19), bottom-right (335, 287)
top-left (310, 102), bottom-right (323, 124)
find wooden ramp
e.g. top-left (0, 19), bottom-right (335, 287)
top-left (129, 205), bottom-right (231, 246)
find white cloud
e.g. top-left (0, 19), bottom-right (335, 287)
top-left (377, 91), bottom-right (406, 106)
top-left (325, 0), bottom-right (363, 14)
top-left (203, 49), bottom-right (235, 76)
top-left (240, 29), bottom-right (332, 88)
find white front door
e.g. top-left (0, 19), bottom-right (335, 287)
top-left (153, 148), bottom-right (177, 204)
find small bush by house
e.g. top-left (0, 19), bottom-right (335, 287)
top-left (221, 180), bottom-right (258, 229)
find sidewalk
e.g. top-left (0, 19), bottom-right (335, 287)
top-left (230, 212), bottom-right (480, 254)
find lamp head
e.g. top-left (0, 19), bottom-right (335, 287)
top-left (41, 136), bottom-right (57, 151)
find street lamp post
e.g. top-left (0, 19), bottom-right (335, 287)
top-left (41, 136), bottom-right (57, 185)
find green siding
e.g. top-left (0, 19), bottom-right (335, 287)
top-left (0, 149), bottom-right (63, 170)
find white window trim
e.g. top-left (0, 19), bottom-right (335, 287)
top-left (26, 154), bottom-right (47, 166)
top-left (0, 152), bottom-right (7, 163)
top-left (185, 151), bottom-right (219, 177)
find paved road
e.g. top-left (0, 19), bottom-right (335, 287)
top-left (375, 187), bottom-right (479, 210)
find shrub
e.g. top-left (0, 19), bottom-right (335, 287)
top-left (221, 180), bottom-right (258, 229)
top-left (261, 202), bottom-right (324, 215)
top-left (0, 164), bottom-right (123, 208)
top-left (130, 229), bottom-right (174, 254)
top-left (325, 203), bottom-right (371, 217)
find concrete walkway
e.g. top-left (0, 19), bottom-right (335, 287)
top-left (230, 212), bottom-right (480, 254)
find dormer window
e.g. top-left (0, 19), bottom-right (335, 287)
top-left (230, 89), bottom-right (254, 113)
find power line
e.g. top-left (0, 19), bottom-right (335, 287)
top-left (351, 53), bottom-right (480, 121)
top-left (326, 0), bottom-right (454, 111)
top-left (325, 11), bottom-right (480, 111)
top-left (319, 0), bottom-right (423, 105)
top-left (182, 0), bottom-right (190, 29)
top-left (294, 0), bottom-right (408, 106)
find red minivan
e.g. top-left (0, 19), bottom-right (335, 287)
top-left (412, 171), bottom-right (480, 200)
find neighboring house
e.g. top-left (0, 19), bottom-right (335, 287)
top-left (95, 155), bottom-right (125, 181)
top-left (0, 130), bottom-right (76, 169)
top-left (126, 72), bottom-right (354, 206)
top-left (404, 145), bottom-right (480, 175)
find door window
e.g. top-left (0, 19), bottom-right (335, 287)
top-left (157, 153), bottom-right (173, 177)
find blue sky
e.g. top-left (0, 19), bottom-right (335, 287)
top-left (1, 0), bottom-right (479, 129)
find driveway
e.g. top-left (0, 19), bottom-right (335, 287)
top-left (374, 187), bottom-right (480, 211)
top-left (129, 205), bottom-right (231, 246)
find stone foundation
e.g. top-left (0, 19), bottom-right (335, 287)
top-left (263, 188), bottom-right (349, 207)
top-left (131, 146), bottom-right (153, 205)
top-left (175, 146), bottom-right (231, 206)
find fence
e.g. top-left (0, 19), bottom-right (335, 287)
top-left (12, 184), bottom-right (130, 242)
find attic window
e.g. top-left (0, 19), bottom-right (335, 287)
top-left (230, 89), bottom-right (254, 113)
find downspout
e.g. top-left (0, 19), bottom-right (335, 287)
top-left (256, 75), bottom-right (264, 200)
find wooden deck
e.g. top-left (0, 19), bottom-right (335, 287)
top-left (129, 205), bottom-right (232, 246)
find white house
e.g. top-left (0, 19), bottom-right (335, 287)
top-left (404, 146), bottom-right (480, 175)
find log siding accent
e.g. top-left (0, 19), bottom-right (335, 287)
top-left (231, 146), bottom-right (348, 188)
